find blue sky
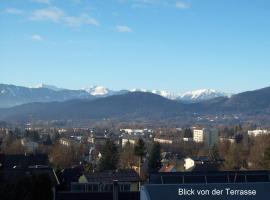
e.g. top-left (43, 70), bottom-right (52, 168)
top-left (0, 0), bottom-right (270, 93)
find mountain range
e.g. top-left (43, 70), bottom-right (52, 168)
top-left (0, 83), bottom-right (229, 108)
top-left (0, 84), bottom-right (270, 124)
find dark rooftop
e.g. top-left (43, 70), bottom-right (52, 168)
top-left (84, 170), bottom-right (140, 184)
top-left (0, 153), bottom-right (48, 169)
top-left (149, 171), bottom-right (270, 184)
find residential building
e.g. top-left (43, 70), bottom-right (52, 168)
top-left (159, 164), bottom-right (177, 173)
top-left (71, 170), bottom-right (140, 193)
top-left (87, 135), bottom-right (107, 146)
top-left (0, 153), bottom-right (49, 169)
top-left (21, 139), bottom-right (39, 153)
top-left (141, 171), bottom-right (270, 200)
top-left (59, 137), bottom-right (80, 147)
top-left (248, 129), bottom-right (270, 137)
top-left (121, 135), bottom-right (139, 147)
top-left (184, 156), bottom-right (210, 171)
top-left (154, 137), bottom-right (173, 144)
top-left (184, 156), bottom-right (223, 172)
top-left (193, 128), bottom-right (218, 147)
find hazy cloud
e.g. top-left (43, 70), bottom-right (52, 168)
top-left (115, 25), bottom-right (133, 33)
top-left (31, 34), bottom-right (44, 41)
top-left (175, 1), bottom-right (191, 9)
top-left (30, 7), bottom-right (99, 27)
top-left (64, 14), bottom-right (99, 27)
top-left (31, 0), bottom-right (50, 4)
top-left (30, 7), bottom-right (64, 22)
top-left (3, 8), bottom-right (25, 15)
top-left (119, 0), bottom-right (191, 9)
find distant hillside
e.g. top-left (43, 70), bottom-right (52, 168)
top-left (0, 83), bottom-right (231, 108)
top-left (0, 92), bottom-right (186, 122)
top-left (0, 86), bottom-right (270, 123)
top-left (0, 84), bottom-right (93, 108)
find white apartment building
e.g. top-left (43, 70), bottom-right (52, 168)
top-left (193, 128), bottom-right (218, 147)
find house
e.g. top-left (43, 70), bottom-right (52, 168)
top-left (193, 128), bottom-right (219, 147)
top-left (121, 135), bottom-right (139, 147)
top-left (59, 138), bottom-right (73, 147)
top-left (71, 170), bottom-right (140, 193)
top-left (21, 138), bottom-right (39, 153)
top-left (219, 137), bottom-right (236, 144)
top-left (141, 171), bottom-right (270, 200)
top-left (87, 134), bottom-right (107, 146)
top-left (60, 165), bottom-right (84, 191)
top-left (184, 156), bottom-right (211, 171)
top-left (248, 129), bottom-right (270, 137)
top-left (184, 156), bottom-right (222, 172)
top-left (154, 137), bottom-right (173, 144)
top-left (0, 153), bottom-right (49, 169)
top-left (1, 167), bottom-right (60, 200)
top-left (159, 164), bottom-right (176, 173)
top-left (183, 137), bottom-right (193, 142)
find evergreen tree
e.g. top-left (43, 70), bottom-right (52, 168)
top-left (209, 144), bottom-right (222, 170)
top-left (119, 141), bottom-right (136, 169)
top-left (134, 139), bottom-right (146, 176)
top-left (209, 144), bottom-right (220, 163)
top-left (184, 128), bottom-right (193, 138)
top-left (98, 140), bottom-right (119, 171)
top-left (264, 145), bottom-right (270, 169)
top-left (148, 142), bottom-right (162, 173)
top-left (44, 134), bottom-right (52, 145)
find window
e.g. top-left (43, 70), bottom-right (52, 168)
top-left (119, 183), bottom-right (131, 192)
top-left (71, 183), bottom-right (86, 192)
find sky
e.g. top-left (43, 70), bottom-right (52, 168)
top-left (0, 0), bottom-right (270, 94)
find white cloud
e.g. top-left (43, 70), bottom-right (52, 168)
top-left (175, 1), bottom-right (191, 9)
top-left (31, 34), bottom-right (44, 41)
top-left (32, 0), bottom-right (50, 4)
top-left (119, 0), bottom-right (191, 9)
top-left (3, 8), bottom-right (24, 15)
top-left (115, 25), bottom-right (133, 33)
top-left (30, 7), bottom-right (64, 22)
top-left (30, 7), bottom-right (99, 27)
top-left (64, 14), bottom-right (99, 27)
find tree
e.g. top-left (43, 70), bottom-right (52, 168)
top-left (44, 134), bottom-right (52, 145)
top-left (248, 135), bottom-right (270, 170)
top-left (208, 144), bottom-right (222, 170)
top-left (134, 139), bottom-right (146, 176)
top-left (184, 128), bottom-right (193, 138)
top-left (119, 141), bottom-right (136, 169)
top-left (49, 144), bottom-right (82, 169)
top-left (3, 139), bottom-right (26, 155)
top-left (224, 144), bottom-right (242, 170)
top-left (209, 144), bottom-right (220, 163)
top-left (26, 130), bottom-right (40, 142)
top-left (264, 145), bottom-right (270, 169)
top-left (148, 142), bottom-right (162, 173)
top-left (98, 140), bottom-right (119, 171)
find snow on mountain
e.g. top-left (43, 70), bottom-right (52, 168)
top-left (131, 89), bottom-right (178, 100)
top-left (179, 89), bottom-right (228, 102)
top-left (83, 86), bottom-right (112, 96)
top-left (34, 83), bottom-right (64, 91)
top-left (129, 88), bottom-right (228, 101)
top-left (150, 90), bottom-right (178, 100)
top-left (0, 83), bottom-right (231, 108)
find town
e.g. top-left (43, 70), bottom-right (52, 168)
top-left (1, 122), bottom-right (270, 199)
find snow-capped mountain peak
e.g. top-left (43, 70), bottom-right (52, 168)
top-left (130, 88), bottom-right (178, 100)
top-left (180, 89), bottom-right (228, 102)
top-left (84, 86), bottom-right (111, 96)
